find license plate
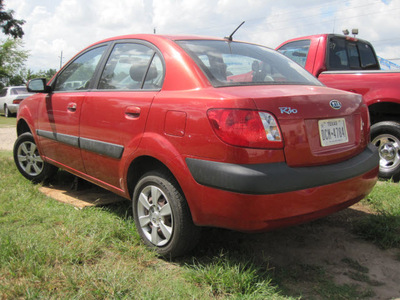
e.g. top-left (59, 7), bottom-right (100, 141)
top-left (318, 118), bottom-right (348, 147)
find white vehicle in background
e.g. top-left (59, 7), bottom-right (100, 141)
top-left (0, 86), bottom-right (33, 117)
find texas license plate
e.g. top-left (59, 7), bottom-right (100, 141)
top-left (318, 118), bottom-right (348, 147)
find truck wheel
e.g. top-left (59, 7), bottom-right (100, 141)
top-left (13, 132), bottom-right (58, 183)
top-left (371, 121), bottom-right (400, 181)
top-left (132, 170), bottom-right (201, 258)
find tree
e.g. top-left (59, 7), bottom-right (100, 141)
top-left (0, 0), bottom-right (25, 39)
top-left (0, 38), bottom-right (28, 88)
top-left (27, 68), bottom-right (57, 82)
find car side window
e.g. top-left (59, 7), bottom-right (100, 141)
top-left (0, 88), bottom-right (7, 97)
top-left (98, 43), bottom-right (164, 90)
top-left (54, 45), bottom-right (107, 91)
top-left (358, 42), bottom-right (379, 69)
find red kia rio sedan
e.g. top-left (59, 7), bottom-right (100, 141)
top-left (14, 34), bottom-right (379, 257)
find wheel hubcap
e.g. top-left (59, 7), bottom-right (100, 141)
top-left (381, 143), bottom-right (396, 160)
top-left (137, 185), bottom-right (173, 247)
top-left (372, 134), bottom-right (400, 173)
top-left (17, 141), bottom-right (44, 176)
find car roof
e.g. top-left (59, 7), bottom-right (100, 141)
top-left (81, 34), bottom-right (235, 52)
top-left (100, 33), bottom-right (223, 42)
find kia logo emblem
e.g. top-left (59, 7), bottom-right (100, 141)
top-left (330, 100), bottom-right (342, 110)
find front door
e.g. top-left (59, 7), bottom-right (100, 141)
top-left (37, 45), bottom-right (107, 173)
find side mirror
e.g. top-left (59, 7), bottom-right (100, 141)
top-left (27, 78), bottom-right (52, 93)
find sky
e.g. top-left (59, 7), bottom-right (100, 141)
top-left (2, 0), bottom-right (400, 72)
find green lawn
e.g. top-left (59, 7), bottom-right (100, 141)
top-left (0, 115), bottom-right (17, 127)
top-left (1, 149), bottom-right (399, 299)
top-left (354, 181), bottom-right (400, 249)
top-left (0, 152), bottom-right (291, 299)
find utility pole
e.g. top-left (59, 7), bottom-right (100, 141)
top-left (59, 51), bottom-right (65, 69)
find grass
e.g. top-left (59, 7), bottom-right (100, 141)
top-left (1, 147), bottom-right (400, 299)
top-left (184, 254), bottom-right (281, 299)
top-left (0, 115), bottom-right (16, 127)
top-left (0, 154), bottom-right (194, 298)
top-left (353, 181), bottom-right (400, 249)
top-left (0, 152), bottom-right (290, 299)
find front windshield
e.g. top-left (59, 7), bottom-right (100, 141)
top-left (176, 39), bottom-right (322, 87)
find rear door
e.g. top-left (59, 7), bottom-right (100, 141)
top-left (36, 45), bottom-right (108, 172)
top-left (79, 41), bottom-right (164, 189)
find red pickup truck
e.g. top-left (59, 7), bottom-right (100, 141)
top-left (277, 34), bottom-right (400, 180)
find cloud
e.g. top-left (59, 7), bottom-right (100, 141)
top-left (3, 0), bottom-right (400, 71)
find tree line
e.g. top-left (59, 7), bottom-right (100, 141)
top-left (0, 0), bottom-right (57, 89)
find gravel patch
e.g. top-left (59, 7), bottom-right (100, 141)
top-left (0, 126), bottom-right (17, 151)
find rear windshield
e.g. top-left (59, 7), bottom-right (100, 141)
top-left (11, 87), bottom-right (29, 95)
top-left (176, 40), bottom-right (322, 87)
top-left (328, 37), bottom-right (380, 70)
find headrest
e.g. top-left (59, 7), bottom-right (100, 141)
top-left (130, 62), bottom-right (158, 82)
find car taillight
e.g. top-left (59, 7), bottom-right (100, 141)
top-left (207, 109), bottom-right (283, 149)
top-left (12, 99), bottom-right (22, 104)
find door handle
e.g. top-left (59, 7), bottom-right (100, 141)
top-left (125, 106), bottom-right (141, 118)
top-left (67, 102), bottom-right (77, 112)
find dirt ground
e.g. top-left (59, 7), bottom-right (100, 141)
top-left (0, 125), bottom-right (16, 151)
top-left (1, 125), bottom-right (400, 299)
top-left (206, 204), bottom-right (400, 299)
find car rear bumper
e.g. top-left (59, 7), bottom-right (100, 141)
top-left (186, 144), bottom-right (378, 195)
top-left (7, 104), bottom-right (19, 113)
top-left (184, 144), bottom-right (379, 232)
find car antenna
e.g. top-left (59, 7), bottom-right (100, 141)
top-left (224, 21), bottom-right (245, 41)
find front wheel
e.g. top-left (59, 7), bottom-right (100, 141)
top-left (13, 132), bottom-right (58, 183)
top-left (132, 170), bottom-right (201, 258)
top-left (371, 121), bottom-right (400, 181)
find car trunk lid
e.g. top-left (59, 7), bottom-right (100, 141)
top-left (249, 85), bottom-right (369, 167)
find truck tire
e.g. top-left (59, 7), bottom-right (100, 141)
top-left (132, 170), bottom-right (201, 258)
top-left (371, 121), bottom-right (400, 181)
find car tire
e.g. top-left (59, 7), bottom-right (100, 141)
top-left (13, 132), bottom-right (58, 183)
top-left (132, 170), bottom-right (201, 258)
top-left (371, 121), bottom-right (400, 181)
top-left (4, 105), bottom-right (13, 118)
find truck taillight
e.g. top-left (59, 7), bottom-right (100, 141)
top-left (360, 103), bottom-right (371, 142)
top-left (207, 109), bottom-right (283, 149)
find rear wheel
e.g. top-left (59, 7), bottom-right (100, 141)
top-left (13, 132), bottom-right (58, 183)
top-left (371, 121), bottom-right (400, 181)
top-left (4, 105), bottom-right (14, 118)
top-left (132, 170), bottom-right (201, 258)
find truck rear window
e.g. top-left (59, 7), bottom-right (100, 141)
top-left (328, 37), bottom-right (379, 70)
